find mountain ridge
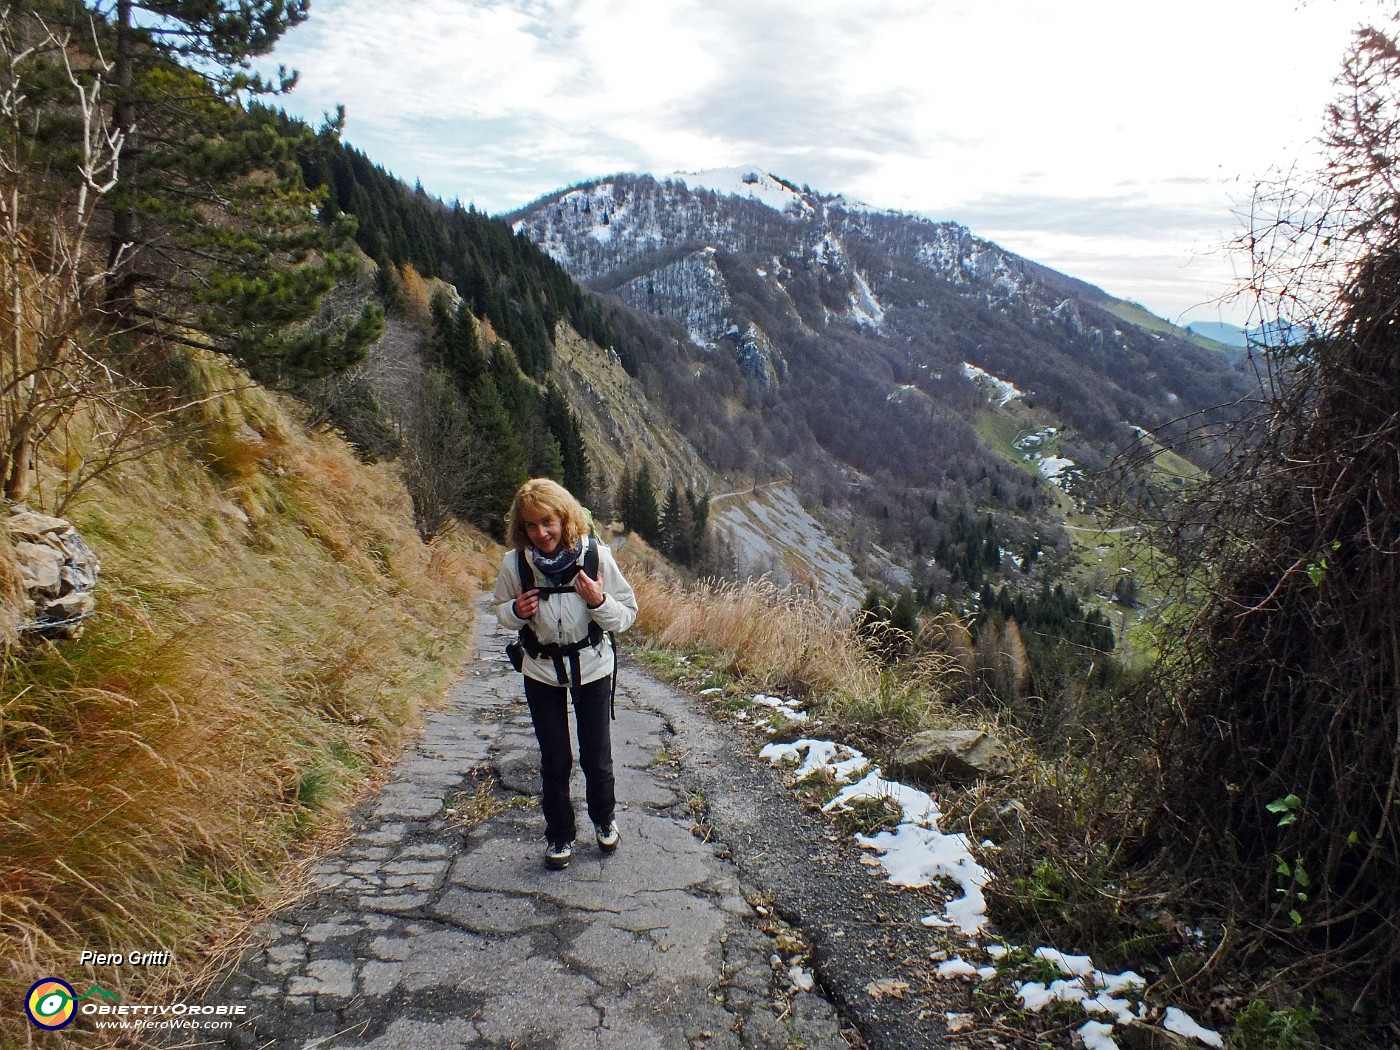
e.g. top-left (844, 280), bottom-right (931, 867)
top-left (510, 169), bottom-right (1255, 599)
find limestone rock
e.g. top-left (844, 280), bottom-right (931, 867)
top-left (16, 541), bottom-right (63, 595)
top-left (5, 504), bottom-right (101, 641)
top-left (888, 728), bottom-right (1010, 784)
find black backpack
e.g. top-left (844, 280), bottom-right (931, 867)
top-left (505, 536), bottom-right (619, 716)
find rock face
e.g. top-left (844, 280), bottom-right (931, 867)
top-left (4, 505), bottom-right (101, 641)
top-left (888, 728), bottom-right (1010, 784)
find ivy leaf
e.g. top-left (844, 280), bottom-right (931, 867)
top-left (1267, 794), bottom-right (1301, 826)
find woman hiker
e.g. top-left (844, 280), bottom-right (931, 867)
top-left (494, 478), bottom-right (638, 870)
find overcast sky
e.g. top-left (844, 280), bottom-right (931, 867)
top-left (259, 0), bottom-right (1385, 327)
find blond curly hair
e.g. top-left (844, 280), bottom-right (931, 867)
top-left (505, 478), bottom-right (590, 551)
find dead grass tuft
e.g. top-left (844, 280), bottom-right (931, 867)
top-left (0, 354), bottom-right (480, 1047)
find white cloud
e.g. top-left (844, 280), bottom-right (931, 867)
top-left (260, 0), bottom-right (1381, 324)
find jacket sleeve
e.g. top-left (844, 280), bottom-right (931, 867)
top-left (493, 552), bottom-right (528, 630)
top-left (588, 543), bottom-right (638, 635)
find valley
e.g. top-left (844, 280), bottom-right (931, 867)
top-left (509, 168), bottom-right (1250, 628)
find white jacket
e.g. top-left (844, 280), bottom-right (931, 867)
top-left (493, 538), bottom-right (638, 686)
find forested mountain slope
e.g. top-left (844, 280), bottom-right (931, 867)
top-left (292, 132), bottom-right (721, 548)
top-left (511, 170), bottom-right (1256, 593)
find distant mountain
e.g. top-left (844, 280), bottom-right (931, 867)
top-left (510, 169), bottom-right (1255, 596)
top-left (1187, 321), bottom-right (1249, 347)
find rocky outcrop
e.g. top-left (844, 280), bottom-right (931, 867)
top-left (4, 505), bottom-right (101, 641)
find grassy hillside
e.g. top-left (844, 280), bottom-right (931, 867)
top-left (0, 354), bottom-right (488, 1047)
top-left (550, 323), bottom-right (715, 497)
top-left (1100, 298), bottom-right (1238, 353)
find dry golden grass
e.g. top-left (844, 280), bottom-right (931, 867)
top-left (627, 568), bottom-right (974, 749)
top-left (0, 361), bottom-right (480, 1047)
top-left (631, 570), bottom-right (878, 701)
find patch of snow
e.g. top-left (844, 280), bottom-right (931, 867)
top-left (752, 693), bottom-right (808, 722)
top-left (1078, 1020), bottom-right (1119, 1050)
top-left (760, 739), bottom-right (870, 783)
top-left (850, 270), bottom-right (886, 330)
top-left (887, 383), bottom-right (919, 403)
top-left (1163, 1007), bottom-right (1224, 1047)
top-left (1036, 455), bottom-right (1076, 480)
top-left (667, 167), bottom-right (814, 217)
top-left (937, 959), bottom-right (981, 979)
top-left (961, 362), bottom-right (1024, 406)
top-left (1035, 948), bottom-right (1095, 977)
top-left (822, 770), bottom-right (992, 936)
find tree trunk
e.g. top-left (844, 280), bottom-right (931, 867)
top-left (105, 0), bottom-right (137, 317)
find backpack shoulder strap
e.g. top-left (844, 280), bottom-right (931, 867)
top-left (583, 534), bottom-right (599, 579)
top-left (516, 548), bottom-right (534, 590)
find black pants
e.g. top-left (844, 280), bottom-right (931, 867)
top-left (524, 675), bottom-right (615, 844)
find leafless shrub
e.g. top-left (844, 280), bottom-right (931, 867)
top-left (0, 9), bottom-right (182, 513)
top-left (1146, 20), bottom-right (1400, 998)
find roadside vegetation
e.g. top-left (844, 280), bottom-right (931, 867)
top-left (0, 355), bottom-right (484, 1046)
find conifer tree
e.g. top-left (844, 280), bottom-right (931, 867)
top-left (86, 0), bottom-right (380, 382)
top-left (660, 482), bottom-right (681, 558)
top-left (543, 381), bottom-right (589, 503)
top-left (629, 464), bottom-right (661, 545)
top-left (464, 374), bottom-right (526, 536)
top-left (616, 466), bottom-right (635, 531)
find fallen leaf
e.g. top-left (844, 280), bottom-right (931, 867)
top-left (864, 978), bottom-right (910, 1000)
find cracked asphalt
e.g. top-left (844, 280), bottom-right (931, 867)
top-left (182, 598), bottom-right (971, 1050)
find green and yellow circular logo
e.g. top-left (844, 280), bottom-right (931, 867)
top-left (26, 978), bottom-right (76, 1030)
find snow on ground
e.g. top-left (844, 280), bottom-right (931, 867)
top-left (1165, 1008), bottom-right (1225, 1047)
top-left (825, 770), bottom-right (992, 937)
top-left (961, 361), bottom-right (1024, 405)
top-left (1012, 426), bottom-right (1081, 492)
top-left (761, 738), bottom-right (991, 936)
top-left (759, 730), bottom-right (1225, 1047)
top-left (849, 270), bottom-right (886, 330)
top-left (667, 168), bottom-right (814, 216)
top-left (1035, 455), bottom-right (1076, 480)
top-left (751, 693), bottom-right (809, 723)
top-left (760, 738), bottom-right (870, 782)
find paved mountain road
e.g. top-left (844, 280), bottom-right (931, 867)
top-left (179, 600), bottom-right (972, 1050)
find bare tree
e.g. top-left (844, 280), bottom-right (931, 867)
top-left (0, 10), bottom-right (128, 505)
top-left (399, 369), bottom-right (495, 542)
top-left (1153, 18), bottom-right (1400, 996)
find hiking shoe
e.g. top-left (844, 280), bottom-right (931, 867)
top-left (595, 821), bottom-right (620, 853)
top-left (545, 840), bottom-right (573, 870)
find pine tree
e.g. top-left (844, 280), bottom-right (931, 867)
top-left (464, 375), bottom-right (527, 537)
top-left (615, 466), bottom-right (635, 531)
top-left (890, 589), bottom-right (920, 639)
top-left (630, 464), bottom-right (661, 545)
top-left (91, 0), bottom-right (380, 382)
top-left (543, 381), bottom-right (590, 502)
top-left (660, 482), bottom-right (681, 558)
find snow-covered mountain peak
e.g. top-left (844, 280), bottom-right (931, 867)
top-left (660, 167), bottom-right (873, 217)
top-left (665, 167), bottom-right (815, 216)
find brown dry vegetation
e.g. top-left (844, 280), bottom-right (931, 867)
top-left (624, 559), bottom-right (989, 755)
top-left (0, 354), bottom-right (484, 1047)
